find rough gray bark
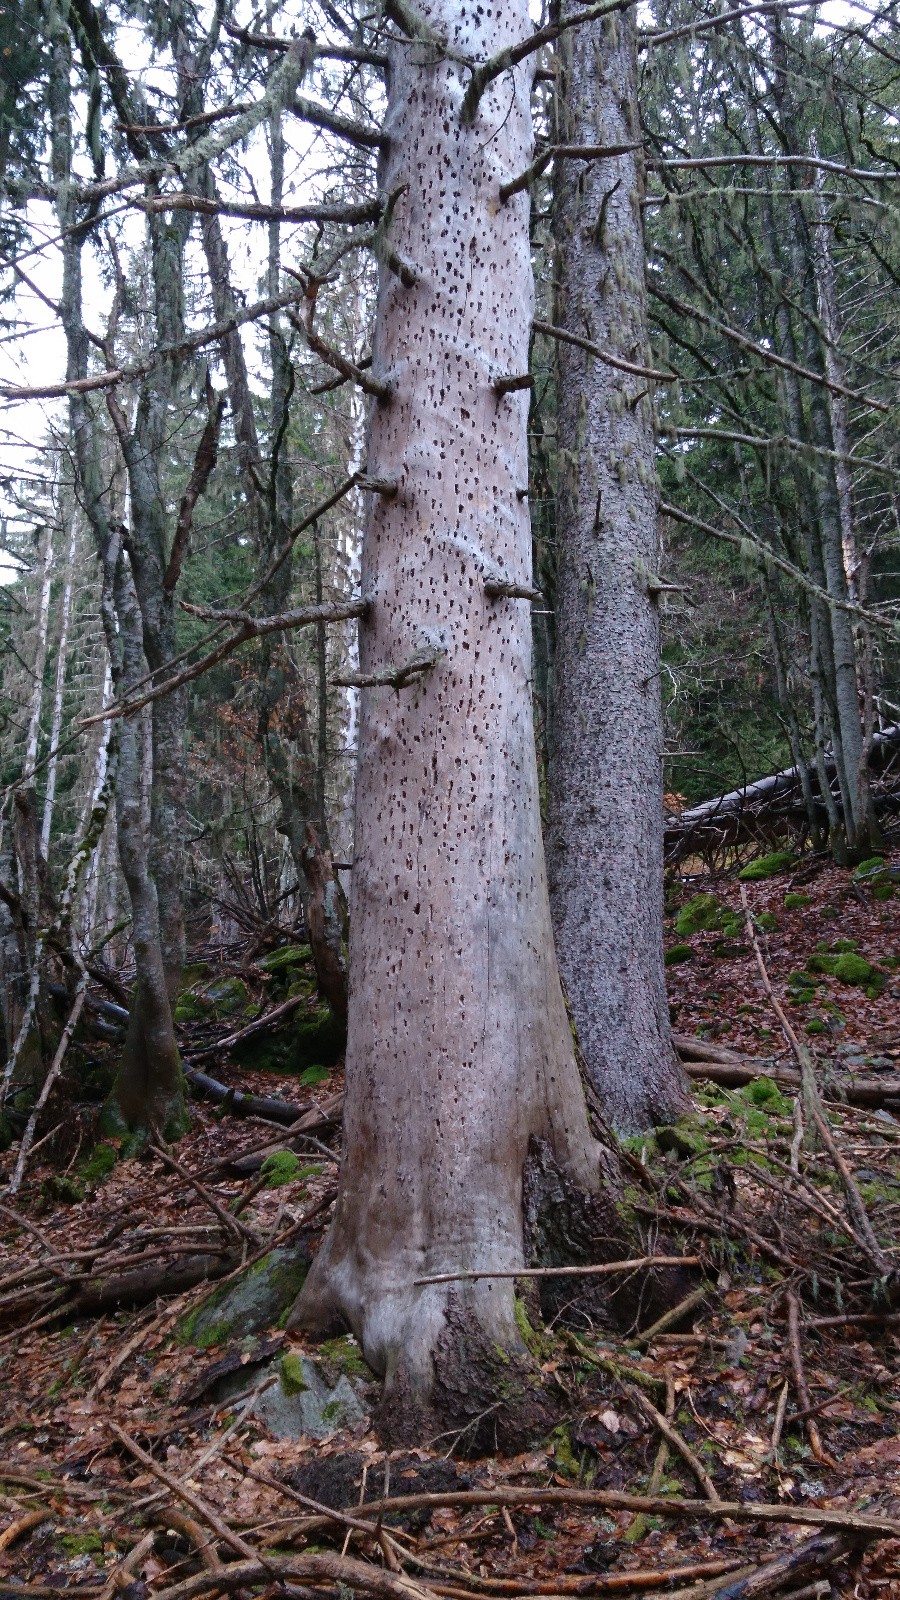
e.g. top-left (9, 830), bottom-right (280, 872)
top-left (545, 10), bottom-right (687, 1133)
top-left (102, 552), bottom-right (188, 1141)
top-left (288, 0), bottom-right (651, 1444)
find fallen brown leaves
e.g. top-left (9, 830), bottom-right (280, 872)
top-left (0, 852), bottom-right (898, 1597)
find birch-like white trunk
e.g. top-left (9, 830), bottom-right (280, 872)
top-left (291, 0), bottom-right (617, 1440)
top-left (40, 510), bottom-right (79, 858)
top-left (24, 523), bottom-right (53, 784)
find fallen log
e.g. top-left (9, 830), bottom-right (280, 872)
top-left (226, 1093), bottom-right (345, 1175)
top-left (666, 723), bottom-right (900, 840)
top-left (673, 1033), bottom-right (900, 1111)
top-left (183, 1065), bottom-right (313, 1126)
top-left (681, 1057), bottom-right (900, 1112)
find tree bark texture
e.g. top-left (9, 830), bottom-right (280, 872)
top-left (103, 562), bottom-right (187, 1141)
top-left (291, 0), bottom-right (626, 1442)
top-left (546, 11), bottom-right (687, 1133)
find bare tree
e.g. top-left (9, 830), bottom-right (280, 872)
top-left (288, 0), bottom-right (667, 1444)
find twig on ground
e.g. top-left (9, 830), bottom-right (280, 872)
top-left (0, 1508), bottom-right (51, 1553)
top-left (412, 1256), bottom-right (698, 1285)
top-left (623, 1381), bottom-right (721, 1502)
top-left (97, 1529), bottom-right (157, 1600)
top-left (149, 1144), bottom-right (256, 1247)
top-left (785, 1291), bottom-right (833, 1466)
top-left (310, 1486), bottom-right (900, 1538)
top-left (635, 1286), bottom-right (708, 1345)
top-left (739, 883), bottom-right (897, 1296)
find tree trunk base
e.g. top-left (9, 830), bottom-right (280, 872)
top-left (374, 1289), bottom-right (554, 1454)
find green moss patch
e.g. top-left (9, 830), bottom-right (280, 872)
top-left (179, 1244), bottom-right (310, 1348)
top-left (260, 944), bottom-right (313, 974)
top-left (80, 1142), bottom-right (118, 1190)
top-left (738, 852), bottom-right (795, 881)
top-left (280, 1351), bottom-right (309, 1396)
top-left (674, 894), bottom-right (727, 936)
top-left (807, 951), bottom-right (875, 987)
top-left (665, 943), bottom-right (694, 966)
top-left (261, 1151), bottom-right (302, 1188)
top-left (741, 1076), bottom-right (792, 1116)
top-left (784, 893), bottom-right (811, 910)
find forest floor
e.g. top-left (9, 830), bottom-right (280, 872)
top-left (0, 847), bottom-right (899, 1600)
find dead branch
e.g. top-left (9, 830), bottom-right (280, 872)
top-left (740, 884), bottom-right (898, 1296)
top-left (705, 1531), bottom-right (856, 1600)
top-left (6, 977), bottom-right (87, 1195)
top-left (324, 1486), bottom-right (900, 1539)
top-left (412, 1255), bottom-right (699, 1285)
top-left (163, 385), bottom-right (226, 595)
top-left (333, 646), bottom-right (443, 690)
top-left (148, 1145), bottom-right (255, 1247)
top-left (461, 0), bottom-right (636, 124)
top-left (785, 1291), bottom-right (832, 1467)
top-left (288, 298), bottom-right (392, 400)
top-left (534, 318), bottom-right (676, 383)
top-left (624, 1382), bottom-right (720, 1501)
top-left (500, 142), bottom-right (642, 202)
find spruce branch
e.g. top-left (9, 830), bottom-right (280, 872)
top-left (500, 142), bottom-right (642, 203)
top-left (288, 92), bottom-right (387, 150)
top-left (134, 193), bottom-right (383, 227)
top-left (533, 318), bottom-right (675, 383)
top-left (333, 646), bottom-right (444, 690)
top-left (460, 0), bottom-right (636, 125)
top-left (650, 284), bottom-right (890, 414)
top-left (492, 372), bottom-right (534, 397)
top-left (659, 502), bottom-right (900, 638)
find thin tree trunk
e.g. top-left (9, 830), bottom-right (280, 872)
top-left (103, 561), bottom-right (187, 1140)
top-left (40, 505), bottom-right (79, 858)
top-left (290, 0), bottom-right (651, 1444)
top-left (546, 7), bottom-right (687, 1131)
top-left (191, 102), bottom-right (348, 1016)
top-left (24, 522), bottom-right (52, 783)
top-left (47, 0), bottom-right (186, 1135)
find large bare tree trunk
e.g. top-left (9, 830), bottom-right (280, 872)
top-left (290, 0), bottom-right (644, 1445)
top-left (545, 11), bottom-right (687, 1132)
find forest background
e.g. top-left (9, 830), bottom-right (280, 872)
top-left (0, 0), bottom-right (899, 1593)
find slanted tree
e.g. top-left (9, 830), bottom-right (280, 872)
top-left (545, 8), bottom-right (688, 1132)
top-left (288, 0), bottom-right (679, 1443)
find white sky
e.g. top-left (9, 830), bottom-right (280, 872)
top-left (0, 0), bottom-right (870, 570)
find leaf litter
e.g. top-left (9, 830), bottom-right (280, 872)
top-left (0, 852), bottom-right (899, 1597)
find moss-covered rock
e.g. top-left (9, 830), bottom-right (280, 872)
top-left (179, 1244), bottom-right (311, 1348)
top-left (806, 1018), bottom-right (826, 1035)
top-left (807, 951), bottom-right (874, 986)
top-left (784, 893), bottom-right (811, 910)
top-left (260, 944), bottom-right (313, 974)
top-left (260, 1150), bottom-right (302, 1189)
top-left (656, 1120), bottom-right (709, 1159)
top-left (738, 852), bottom-right (795, 881)
top-left (280, 1350), bottom-right (309, 1395)
top-left (674, 894), bottom-right (727, 937)
top-left (80, 1142), bottom-right (117, 1190)
top-left (175, 975), bottom-right (250, 1024)
top-left (317, 1335), bottom-right (372, 1385)
top-left (741, 1076), bottom-right (792, 1116)
top-left (233, 1003), bottom-right (345, 1075)
top-left (664, 943), bottom-right (694, 966)
top-left (755, 911), bottom-right (777, 932)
